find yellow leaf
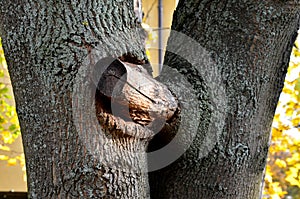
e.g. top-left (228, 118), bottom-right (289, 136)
top-left (273, 114), bottom-right (280, 123)
top-left (265, 172), bottom-right (273, 183)
top-left (294, 48), bottom-right (300, 57)
top-left (268, 182), bottom-right (287, 196)
top-left (286, 107), bottom-right (294, 117)
top-left (295, 163), bottom-right (300, 170)
top-left (282, 87), bottom-right (293, 95)
top-left (275, 159), bottom-right (287, 168)
top-left (292, 117), bottom-right (300, 127)
top-left (7, 158), bottom-right (17, 166)
top-left (0, 144), bottom-right (11, 151)
top-left (271, 128), bottom-right (282, 138)
top-left (1, 130), bottom-right (14, 144)
top-left (286, 174), bottom-right (300, 187)
top-left (10, 116), bottom-right (19, 125)
top-left (0, 155), bottom-right (9, 160)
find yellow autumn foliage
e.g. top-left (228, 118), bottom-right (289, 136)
top-left (0, 38), bottom-right (25, 178)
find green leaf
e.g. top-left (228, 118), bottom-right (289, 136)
top-left (13, 130), bottom-right (20, 136)
top-left (0, 87), bottom-right (8, 94)
top-left (0, 70), bottom-right (4, 77)
top-left (12, 130), bottom-right (20, 138)
top-left (295, 77), bottom-right (300, 92)
top-left (0, 116), bottom-right (5, 123)
top-left (3, 94), bottom-right (11, 99)
top-left (8, 124), bottom-right (17, 131)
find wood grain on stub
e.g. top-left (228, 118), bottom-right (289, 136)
top-left (95, 58), bottom-right (179, 140)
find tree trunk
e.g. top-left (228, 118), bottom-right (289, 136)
top-left (149, 1), bottom-right (300, 199)
top-left (0, 0), bottom-right (163, 198)
top-left (1, 0), bottom-right (300, 198)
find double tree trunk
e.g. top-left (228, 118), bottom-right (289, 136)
top-left (1, 0), bottom-right (300, 199)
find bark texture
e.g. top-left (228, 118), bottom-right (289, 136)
top-left (149, 1), bottom-right (300, 199)
top-left (1, 0), bottom-right (300, 199)
top-left (0, 0), bottom-right (164, 198)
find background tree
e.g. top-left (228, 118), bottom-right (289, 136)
top-left (0, 0), bottom-right (299, 199)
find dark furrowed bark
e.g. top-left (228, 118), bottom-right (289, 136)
top-left (149, 1), bottom-right (300, 198)
top-left (0, 0), bottom-right (156, 198)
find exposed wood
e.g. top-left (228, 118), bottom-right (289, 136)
top-left (95, 58), bottom-right (179, 139)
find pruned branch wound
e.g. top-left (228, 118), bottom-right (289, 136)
top-left (95, 58), bottom-right (180, 141)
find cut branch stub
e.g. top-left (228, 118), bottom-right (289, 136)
top-left (95, 58), bottom-right (179, 140)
